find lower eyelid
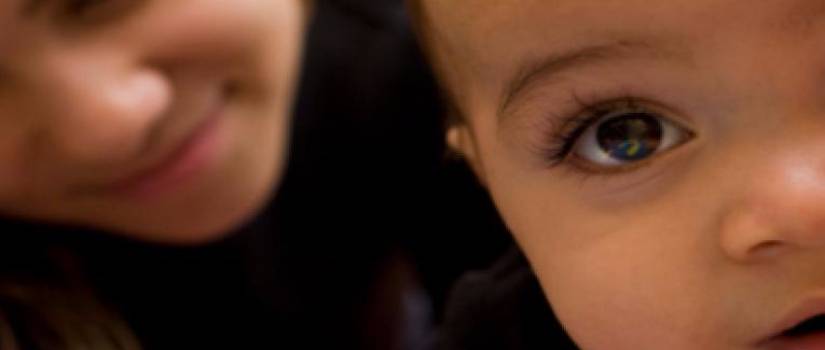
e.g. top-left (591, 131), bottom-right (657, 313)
top-left (568, 152), bottom-right (658, 174)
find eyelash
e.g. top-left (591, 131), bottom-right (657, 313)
top-left (64, 0), bottom-right (106, 15)
top-left (60, 0), bottom-right (138, 23)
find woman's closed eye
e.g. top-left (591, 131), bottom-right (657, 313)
top-left (545, 99), bottom-right (694, 173)
top-left (64, 0), bottom-right (109, 15)
top-left (59, 0), bottom-right (140, 24)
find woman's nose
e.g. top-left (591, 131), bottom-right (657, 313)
top-left (34, 51), bottom-right (172, 168)
top-left (719, 138), bottom-right (825, 262)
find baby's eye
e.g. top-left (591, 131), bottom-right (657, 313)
top-left (569, 107), bottom-right (693, 170)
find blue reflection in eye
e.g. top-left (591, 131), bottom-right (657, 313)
top-left (597, 114), bottom-right (662, 161)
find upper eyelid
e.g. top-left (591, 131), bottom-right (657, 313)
top-left (55, 0), bottom-right (146, 28)
top-left (497, 38), bottom-right (692, 124)
top-left (576, 98), bottom-right (696, 135)
top-left (503, 75), bottom-right (698, 146)
top-left (16, 0), bottom-right (103, 20)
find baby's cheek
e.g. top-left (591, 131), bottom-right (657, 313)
top-left (532, 225), bottom-right (709, 349)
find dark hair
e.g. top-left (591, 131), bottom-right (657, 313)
top-left (404, 0), bottom-right (465, 130)
top-left (0, 233), bottom-right (140, 350)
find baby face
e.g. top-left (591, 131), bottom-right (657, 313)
top-left (0, 1), bottom-right (306, 243)
top-left (417, 0), bottom-right (825, 349)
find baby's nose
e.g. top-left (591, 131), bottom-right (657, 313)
top-left (720, 140), bottom-right (825, 262)
top-left (34, 52), bottom-right (172, 168)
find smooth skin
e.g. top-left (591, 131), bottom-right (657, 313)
top-left (0, 0), bottom-right (308, 243)
top-left (416, 0), bottom-right (825, 349)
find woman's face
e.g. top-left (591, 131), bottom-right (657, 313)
top-left (0, 0), bottom-right (306, 243)
top-left (419, 0), bottom-right (825, 349)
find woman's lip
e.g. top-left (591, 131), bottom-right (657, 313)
top-left (760, 297), bottom-right (825, 345)
top-left (111, 104), bottom-right (225, 200)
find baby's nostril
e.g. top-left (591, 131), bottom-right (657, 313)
top-left (783, 315), bottom-right (825, 337)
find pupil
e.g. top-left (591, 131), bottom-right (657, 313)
top-left (596, 113), bottom-right (662, 161)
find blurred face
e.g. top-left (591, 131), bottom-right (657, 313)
top-left (418, 0), bottom-right (825, 349)
top-left (0, 1), bottom-right (307, 243)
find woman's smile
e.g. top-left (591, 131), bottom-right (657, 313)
top-left (110, 92), bottom-right (229, 200)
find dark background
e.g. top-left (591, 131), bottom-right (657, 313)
top-left (1, 1), bottom-right (514, 349)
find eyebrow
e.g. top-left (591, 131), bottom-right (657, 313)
top-left (19, 0), bottom-right (48, 18)
top-left (498, 39), bottom-right (688, 118)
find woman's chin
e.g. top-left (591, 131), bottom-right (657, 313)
top-left (108, 199), bottom-right (268, 245)
top-left (99, 171), bottom-right (281, 245)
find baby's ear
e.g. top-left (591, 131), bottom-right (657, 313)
top-left (447, 124), bottom-right (488, 187)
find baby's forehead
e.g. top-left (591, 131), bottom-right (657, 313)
top-left (414, 0), bottom-right (825, 118)
top-left (421, 0), bottom-right (825, 44)
top-left (416, 1), bottom-right (531, 48)
top-left (418, 0), bottom-right (825, 73)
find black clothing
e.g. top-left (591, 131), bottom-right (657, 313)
top-left (438, 247), bottom-right (579, 350)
